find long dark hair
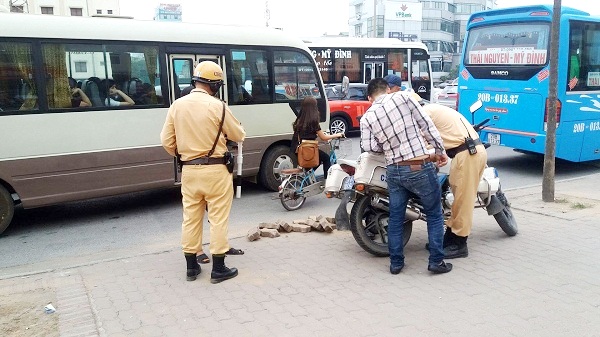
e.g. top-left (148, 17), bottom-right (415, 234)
top-left (293, 96), bottom-right (320, 133)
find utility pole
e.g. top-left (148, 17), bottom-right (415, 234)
top-left (542, 0), bottom-right (561, 202)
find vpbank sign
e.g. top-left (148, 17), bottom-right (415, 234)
top-left (385, 2), bottom-right (423, 22)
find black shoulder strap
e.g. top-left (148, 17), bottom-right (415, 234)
top-left (207, 102), bottom-right (226, 157)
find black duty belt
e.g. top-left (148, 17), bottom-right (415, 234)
top-left (446, 139), bottom-right (482, 158)
top-left (181, 157), bottom-right (225, 165)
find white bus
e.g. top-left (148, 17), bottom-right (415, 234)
top-left (304, 37), bottom-right (434, 101)
top-left (0, 13), bottom-right (328, 234)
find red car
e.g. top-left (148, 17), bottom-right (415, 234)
top-left (325, 84), bottom-right (371, 134)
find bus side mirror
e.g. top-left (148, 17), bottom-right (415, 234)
top-left (470, 100), bottom-right (483, 114)
top-left (341, 76), bottom-right (349, 97)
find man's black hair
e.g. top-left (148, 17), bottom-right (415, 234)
top-left (367, 78), bottom-right (388, 98)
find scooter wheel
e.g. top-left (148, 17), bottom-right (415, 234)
top-left (349, 195), bottom-right (413, 257)
top-left (493, 191), bottom-right (518, 236)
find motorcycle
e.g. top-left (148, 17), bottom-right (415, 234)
top-left (324, 100), bottom-right (518, 257)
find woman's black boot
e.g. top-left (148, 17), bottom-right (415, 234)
top-left (211, 254), bottom-right (238, 284)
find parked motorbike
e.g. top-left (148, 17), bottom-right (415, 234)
top-left (324, 100), bottom-right (518, 257)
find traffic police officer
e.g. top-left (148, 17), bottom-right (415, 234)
top-left (412, 93), bottom-right (487, 259)
top-left (161, 61), bottom-right (245, 283)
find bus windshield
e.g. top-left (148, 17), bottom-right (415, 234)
top-left (465, 23), bottom-right (550, 66)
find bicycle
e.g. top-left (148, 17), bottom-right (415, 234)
top-left (278, 136), bottom-right (352, 211)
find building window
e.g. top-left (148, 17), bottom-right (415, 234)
top-left (355, 4), bottom-right (362, 18)
top-left (377, 15), bottom-right (384, 38)
top-left (41, 7), bottom-right (54, 15)
top-left (355, 24), bottom-right (362, 37)
top-left (10, 5), bottom-right (24, 12)
top-left (74, 62), bottom-right (87, 73)
top-left (107, 10), bottom-right (113, 14)
top-left (70, 8), bottom-right (83, 16)
top-left (97, 9), bottom-right (102, 14)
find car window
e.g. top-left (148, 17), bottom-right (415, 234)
top-left (347, 87), bottom-right (367, 100)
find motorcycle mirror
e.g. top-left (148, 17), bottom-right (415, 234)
top-left (469, 100), bottom-right (483, 114)
top-left (341, 76), bottom-right (350, 97)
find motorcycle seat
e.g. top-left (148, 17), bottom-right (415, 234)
top-left (337, 159), bottom-right (357, 167)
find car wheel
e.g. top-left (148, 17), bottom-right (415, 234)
top-left (330, 116), bottom-right (349, 135)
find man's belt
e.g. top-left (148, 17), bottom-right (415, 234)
top-left (181, 157), bottom-right (225, 165)
top-left (446, 139), bottom-right (482, 158)
top-left (394, 154), bottom-right (435, 166)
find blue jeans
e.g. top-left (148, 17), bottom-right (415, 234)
top-left (386, 162), bottom-right (445, 267)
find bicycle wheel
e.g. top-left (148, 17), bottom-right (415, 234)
top-left (280, 175), bottom-right (306, 211)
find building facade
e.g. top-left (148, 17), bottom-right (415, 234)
top-left (1, 0), bottom-right (120, 16)
top-left (154, 3), bottom-right (181, 22)
top-left (348, 0), bottom-right (495, 84)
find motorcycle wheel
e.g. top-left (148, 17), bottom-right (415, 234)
top-left (349, 194), bottom-right (412, 257)
top-left (493, 190), bottom-right (518, 236)
top-left (280, 175), bottom-right (306, 211)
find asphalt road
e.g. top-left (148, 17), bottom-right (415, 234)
top-left (0, 135), bottom-right (598, 277)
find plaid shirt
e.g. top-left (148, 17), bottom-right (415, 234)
top-left (360, 92), bottom-right (445, 166)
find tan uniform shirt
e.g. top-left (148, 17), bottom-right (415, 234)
top-left (422, 103), bottom-right (479, 150)
top-left (160, 88), bottom-right (245, 161)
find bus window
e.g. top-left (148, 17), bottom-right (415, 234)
top-left (464, 23), bottom-right (550, 72)
top-left (333, 49), bottom-right (360, 83)
top-left (103, 44), bottom-right (162, 106)
top-left (0, 42), bottom-right (38, 112)
top-left (274, 50), bottom-right (321, 101)
top-left (568, 21), bottom-right (600, 92)
top-left (230, 49), bottom-right (270, 104)
top-left (41, 43), bottom-right (163, 109)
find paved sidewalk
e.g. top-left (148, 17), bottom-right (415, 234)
top-left (2, 174), bottom-right (600, 337)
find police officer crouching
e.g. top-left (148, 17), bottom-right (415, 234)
top-left (160, 61), bottom-right (246, 283)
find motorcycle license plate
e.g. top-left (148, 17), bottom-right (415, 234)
top-left (488, 133), bottom-right (500, 146)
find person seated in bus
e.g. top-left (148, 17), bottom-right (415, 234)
top-left (568, 41), bottom-right (581, 91)
top-left (68, 77), bottom-right (91, 108)
top-left (291, 96), bottom-right (343, 179)
top-left (100, 79), bottom-right (135, 106)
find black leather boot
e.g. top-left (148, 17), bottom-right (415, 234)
top-left (426, 227), bottom-right (456, 251)
top-left (211, 254), bottom-right (238, 284)
top-left (185, 253), bottom-right (201, 281)
top-left (443, 228), bottom-right (456, 248)
top-left (444, 235), bottom-right (468, 259)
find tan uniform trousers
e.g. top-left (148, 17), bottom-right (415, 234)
top-left (446, 144), bottom-right (487, 237)
top-left (180, 164), bottom-right (232, 255)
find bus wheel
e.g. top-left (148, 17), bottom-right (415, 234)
top-left (259, 145), bottom-right (296, 191)
top-left (0, 185), bottom-right (14, 235)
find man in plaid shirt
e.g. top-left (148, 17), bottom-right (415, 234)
top-left (360, 78), bottom-right (452, 275)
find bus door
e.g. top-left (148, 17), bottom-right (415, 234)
top-left (363, 62), bottom-right (384, 84)
top-left (167, 54), bottom-right (226, 102)
top-left (410, 49), bottom-right (432, 101)
top-left (167, 54), bottom-right (226, 183)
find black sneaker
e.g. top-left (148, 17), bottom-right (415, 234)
top-left (390, 264), bottom-right (404, 275)
top-left (428, 261), bottom-right (453, 274)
